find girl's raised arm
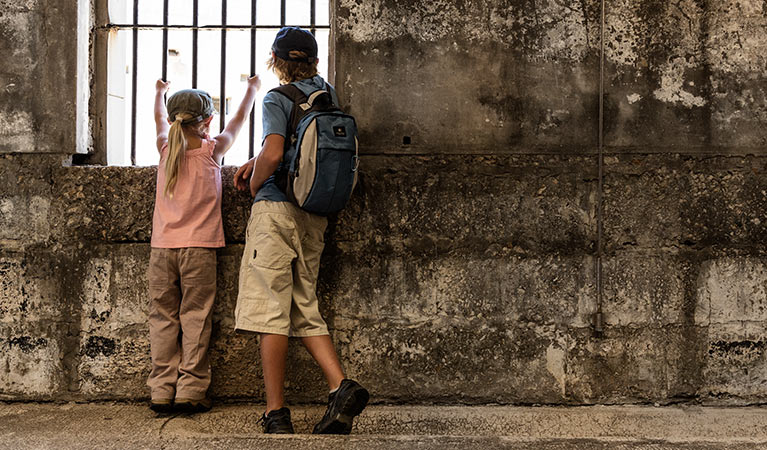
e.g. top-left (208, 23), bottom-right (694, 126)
top-left (154, 79), bottom-right (171, 153)
top-left (213, 75), bottom-right (261, 159)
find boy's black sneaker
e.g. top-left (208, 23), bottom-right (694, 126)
top-left (312, 379), bottom-right (369, 434)
top-left (261, 407), bottom-right (295, 434)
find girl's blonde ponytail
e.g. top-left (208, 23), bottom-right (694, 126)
top-left (164, 113), bottom-right (193, 197)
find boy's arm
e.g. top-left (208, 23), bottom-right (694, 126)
top-left (234, 157), bottom-right (255, 191)
top-left (249, 134), bottom-right (285, 197)
top-left (154, 79), bottom-right (170, 153)
top-left (232, 94), bottom-right (284, 191)
top-left (213, 75), bottom-right (261, 159)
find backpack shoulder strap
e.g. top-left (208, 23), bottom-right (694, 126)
top-left (324, 82), bottom-right (335, 106)
top-left (269, 84), bottom-right (308, 104)
top-left (269, 85), bottom-right (308, 143)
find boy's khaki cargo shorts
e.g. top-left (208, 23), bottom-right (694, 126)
top-left (234, 201), bottom-right (329, 337)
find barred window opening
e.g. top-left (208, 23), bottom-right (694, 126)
top-left (102, 0), bottom-right (331, 166)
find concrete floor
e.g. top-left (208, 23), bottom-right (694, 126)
top-left (1, 403), bottom-right (766, 449)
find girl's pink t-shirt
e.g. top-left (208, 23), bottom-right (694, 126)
top-left (151, 138), bottom-right (225, 248)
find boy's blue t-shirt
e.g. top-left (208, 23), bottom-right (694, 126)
top-left (254, 75), bottom-right (339, 204)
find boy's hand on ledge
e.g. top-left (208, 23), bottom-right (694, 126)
top-left (156, 79), bottom-right (170, 95)
top-left (234, 158), bottom-right (255, 191)
top-left (247, 75), bottom-right (261, 92)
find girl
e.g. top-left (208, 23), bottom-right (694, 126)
top-left (148, 75), bottom-right (260, 413)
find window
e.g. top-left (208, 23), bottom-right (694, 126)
top-left (97, 0), bottom-right (331, 166)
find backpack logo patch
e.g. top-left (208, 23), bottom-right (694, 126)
top-left (333, 126), bottom-right (347, 137)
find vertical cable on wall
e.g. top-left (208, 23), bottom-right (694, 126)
top-left (593, 0), bottom-right (606, 336)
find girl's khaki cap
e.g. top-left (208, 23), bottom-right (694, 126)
top-left (167, 89), bottom-right (215, 124)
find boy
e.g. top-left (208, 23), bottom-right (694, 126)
top-left (233, 27), bottom-right (369, 434)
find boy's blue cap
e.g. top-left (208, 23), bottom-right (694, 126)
top-left (167, 89), bottom-right (215, 124)
top-left (272, 27), bottom-right (317, 63)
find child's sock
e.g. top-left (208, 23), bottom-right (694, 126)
top-left (330, 386), bottom-right (339, 395)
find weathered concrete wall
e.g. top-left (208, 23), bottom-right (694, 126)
top-left (336, 0), bottom-right (767, 152)
top-left (0, 0), bottom-right (79, 154)
top-left (336, 0), bottom-right (601, 152)
top-left (2, 0), bottom-right (767, 405)
top-left (604, 0), bottom-right (767, 150)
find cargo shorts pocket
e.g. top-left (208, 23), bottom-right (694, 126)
top-left (251, 226), bottom-right (296, 270)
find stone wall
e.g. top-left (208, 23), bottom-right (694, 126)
top-left (1, 0), bottom-right (766, 405)
top-left (0, 0), bottom-right (79, 154)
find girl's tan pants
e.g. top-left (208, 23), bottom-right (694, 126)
top-left (146, 247), bottom-right (216, 401)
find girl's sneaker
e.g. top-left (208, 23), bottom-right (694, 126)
top-left (174, 397), bottom-right (212, 413)
top-left (261, 407), bottom-right (295, 434)
top-left (312, 379), bottom-right (369, 434)
top-left (149, 398), bottom-right (173, 414)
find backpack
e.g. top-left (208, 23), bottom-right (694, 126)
top-left (270, 83), bottom-right (359, 216)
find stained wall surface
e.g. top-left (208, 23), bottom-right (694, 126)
top-left (0, 0), bottom-right (79, 154)
top-left (1, 0), bottom-right (767, 404)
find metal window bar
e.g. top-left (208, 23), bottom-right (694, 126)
top-left (161, 0), bottom-right (168, 81)
top-left (220, 0), bottom-right (227, 140)
top-left (248, 0), bottom-right (257, 159)
top-left (192, 0), bottom-right (199, 88)
top-left (130, 0), bottom-right (139, 165)
top-left (311, 0), bottom-right (316, 34)
top-left (119, 1), bottom-right (329, 166)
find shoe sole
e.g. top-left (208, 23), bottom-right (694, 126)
top-left (315, 386), bottom-right (370, 435)
top-left (174, 402), bottom-right (211, 414)
top-left (149, 402), bottom-right (173, 414)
